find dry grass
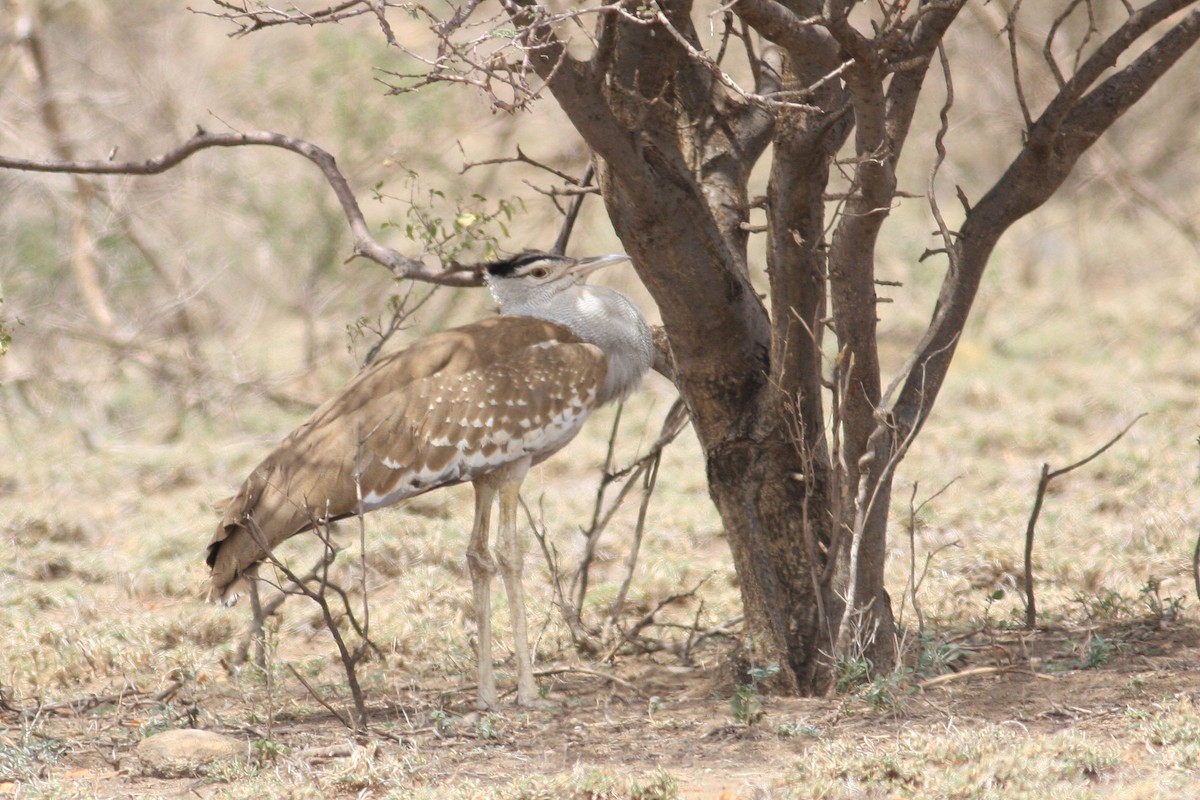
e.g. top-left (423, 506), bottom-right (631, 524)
top-left (4, 3), bottom-right (1200, 798)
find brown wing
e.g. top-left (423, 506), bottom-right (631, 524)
top-left (206, 316), bottom-right (607, 602)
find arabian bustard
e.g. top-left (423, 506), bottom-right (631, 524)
top-left (206, 252), bottom-right (654, 708)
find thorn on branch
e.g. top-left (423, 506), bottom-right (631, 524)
top-left (956, 185), bottom-right (971, 215)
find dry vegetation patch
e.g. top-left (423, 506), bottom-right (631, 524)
top-left (5, 223), bottom-right (1200, 796)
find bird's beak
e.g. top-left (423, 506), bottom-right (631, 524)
top-left (569, 253), bottom-right (631, 280)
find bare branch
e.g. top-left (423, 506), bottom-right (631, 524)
top-left (460, 144), bottom-right (585, 185)
top-left (1022, 413), bottom-right (1147, 629)
top-left (733, 0), bottom-right (824, 54)
top-left (889, 4), bottom-right (1200, 468)
top-left (926, 42), bottom-right (958, 270)
top-left (627, 3), bottom-right (820, 110)
top-left (191, 0), bottom-right (384, 37)
top-left (232, 547), bottom-right (339, 667)
top-left (606, 435), bottom-right (663, 624)
top-left (573, 398), bottom-right (689, 614)
top-left (0, 130), bottom-right (484, 287)
top-left (1035, 0), bottom-right (1198, 139)
top-left (358, 284), bottom-right (439, 368)
top-left (1004, 0), bottom-right (1034, 130)
top-left (552, 161), bottom-right (595, 255)
top-left (901, 478), bottom-right (961, 638)
top-left (1045, 0), bottom-right (1100, 89)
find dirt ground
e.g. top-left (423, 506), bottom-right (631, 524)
top-left (4, 616), bottom-right (1200, 799)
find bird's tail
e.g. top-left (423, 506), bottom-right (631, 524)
top-left (205, 519), bottom-right (264, 606)
top-left (207, 484), bottom-right (276, 605)
top-left (206, 473), bottom-right (318, 604)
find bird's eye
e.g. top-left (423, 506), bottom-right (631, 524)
top-left (529, 267), bottom-right (549, 278)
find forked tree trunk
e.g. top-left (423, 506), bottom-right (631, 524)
top-left (519, 0), bottom-right (1200, 694)
top-left (599, 160), bottom-right (897, 689)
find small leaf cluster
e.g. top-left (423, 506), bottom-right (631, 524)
top-left (377, 171), bottom-right (525, 263)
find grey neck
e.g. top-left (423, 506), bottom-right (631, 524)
top-left (498, 283), bottom-right (654, 404)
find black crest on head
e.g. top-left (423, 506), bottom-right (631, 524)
top-left (485, 251), bottom-right (561, 278)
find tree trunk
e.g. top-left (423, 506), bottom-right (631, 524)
top-left (705, 418), bottom-right (838, 692)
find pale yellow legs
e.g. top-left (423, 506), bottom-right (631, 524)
top-left (496, 480), bottom-right (538, 705)
top-left (467, 459), bottom-right (537, 709)
top-left (466, 481), bottom-right (499, 710)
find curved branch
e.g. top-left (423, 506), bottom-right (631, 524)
top-left (0, 130), bottom-right (483, 287)
top-left (733, 0), bottom-right (823, 54)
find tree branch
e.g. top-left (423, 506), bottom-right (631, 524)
top-left (734, 0), bottom-right (824, 55)
top-left (1035, 0), bottom-right (1196, 139)
top-left (0, 130), bottom-right (484, 287)
top-left (193, 0), bottom-right (382, 38)
top-left (889, 4), bottom-right (1200, 448)
top-left (1023, 413), bottom-right (1147, 628)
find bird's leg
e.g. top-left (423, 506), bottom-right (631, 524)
top-left (496, 480), bottom-right (538, 706)
top-left (467, 482), bottom-right (499, 711)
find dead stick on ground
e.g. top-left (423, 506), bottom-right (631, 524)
top-left (1023, 413), bottom-right (1147, 629)
top-left (532, 666), bottom-right (647, 697)
top-left (919, 665), bottom-right (1056, 689)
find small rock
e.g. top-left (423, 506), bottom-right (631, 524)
top-left (136, 729), bottom-right (244, 778)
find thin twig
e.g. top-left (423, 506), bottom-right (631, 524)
top-left (551, 161), bottom-right (595, 256)
top-left (919, 665), bottom-right (1055, 689)
top-left (360, 284), bottom-right (439, 368)
top-left (1004, 0), bottom-right (1033, 130)
top-left (926, 42), bottom-right (959, 273)
top-left (532, 665), bottom-right (646, 697)
top-left (241, 486), bottom-right (380, 729)
top-left (444, 664), bottom-right (648, 700)
top-left (522, 494), bottom-right (603, 655)
top-left (286, 664), bottom-right (354, 730)
top-left (21, 679), bottom-right (185, 717)
top-left (607, 441), bottom-right (662, 624)
top-left (460, 144), bottom-right (584, 185)
top-left (573, 398), bottom-right (689, 612)
top-left (1023, 413), bottom-right (1147, 628)
top-left (233, 547), bottom-right (339, 667)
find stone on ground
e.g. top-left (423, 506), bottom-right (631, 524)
top-left (136, 729), bottom-right (244, 777)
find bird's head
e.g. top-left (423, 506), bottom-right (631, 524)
top-left (484, 252), bottom-right (630, 313)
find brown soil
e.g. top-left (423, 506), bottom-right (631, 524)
top-left (5, 620), bottom-right (1199, 799)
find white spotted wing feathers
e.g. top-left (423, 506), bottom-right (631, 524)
top-left (206, 316), bottom-right (606, 602)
